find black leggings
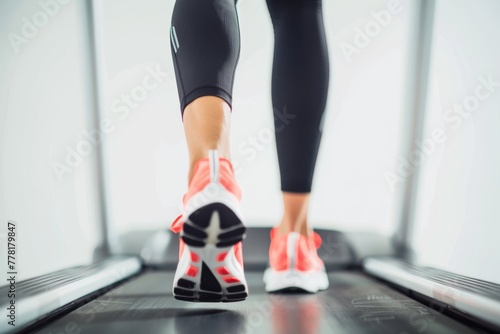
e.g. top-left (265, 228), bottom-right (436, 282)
top-left (171, 0), bottom-right (329, 193)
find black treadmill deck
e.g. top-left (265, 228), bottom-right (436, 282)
top-left (36, 270), bottom-right (481, 334)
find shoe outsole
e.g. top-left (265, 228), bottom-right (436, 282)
top-left (173, 261), bottom-right (248, 302)
top-left (174, 203), bottom-right (248, 303)
top-left (181, 203), bottom-right (246, 248)
top-left (267, 287), bottom-right (314, 294)
top-left (263, 267), bottom-right (329, 293)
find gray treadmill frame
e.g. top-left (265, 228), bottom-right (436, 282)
top-left (83, 0), bottom-right (113, 257)
top-left (392, 0), bottom-right (436, 255)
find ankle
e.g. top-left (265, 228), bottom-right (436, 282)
top-left (279, 192), bottom-right (310, 236)
top-left (276, 220), bottom-right (310, 238)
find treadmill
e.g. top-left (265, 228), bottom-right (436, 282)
top-left (2, 1), bottom-right (499, 333)
top-left (2, 227), bottom-right (499, 334)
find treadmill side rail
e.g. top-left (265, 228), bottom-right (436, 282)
top-left (364, 257), bottom-right (500, 331)
top-left (0, 256), bottom-right (142, 333)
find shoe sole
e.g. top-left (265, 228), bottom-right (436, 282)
top-left (182, 203), bottom-right (246, 248)
top-left (173, 203), bottom-right (248, 302)
top-left (263, 268), bottom-right (329, 293)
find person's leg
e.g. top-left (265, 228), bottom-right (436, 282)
top-left (171, 0), bottom-right (240, 184)
top-left (264, 2), bottom-right (330, 292)
top-left (267, 0), bottom-right (330, 237)
top-left (183, 97), bottom-right (231, 184)
top-left (170, 0), bottom-right (248, 303)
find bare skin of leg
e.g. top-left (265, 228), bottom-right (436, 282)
top-left (183, 96), bottom-right (231, 184)
top-left (183, 97), bottom-right (311, 237)
top-left (277, 192), bottom-right (311, 238)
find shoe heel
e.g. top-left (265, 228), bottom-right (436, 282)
top-left (182, 203), bottom-right (246, 248)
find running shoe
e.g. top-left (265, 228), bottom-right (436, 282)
top-left (170, 150), bottom-right (248, 302)
top-left (264, 228), bottom-right (329, 293)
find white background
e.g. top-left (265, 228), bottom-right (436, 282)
top-left (1, 0), bottom-right (499, 284)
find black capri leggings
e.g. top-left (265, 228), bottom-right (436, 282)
top-left (170, 0), bottom-right (329, 193)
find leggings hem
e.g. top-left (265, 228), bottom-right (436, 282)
top-left (280, 186), bottom-right (312, 194)
top-left (181, 87), bottom-right (233, 115)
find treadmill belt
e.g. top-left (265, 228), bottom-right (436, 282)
top-left (36, 270), bottom-right (481, 334)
